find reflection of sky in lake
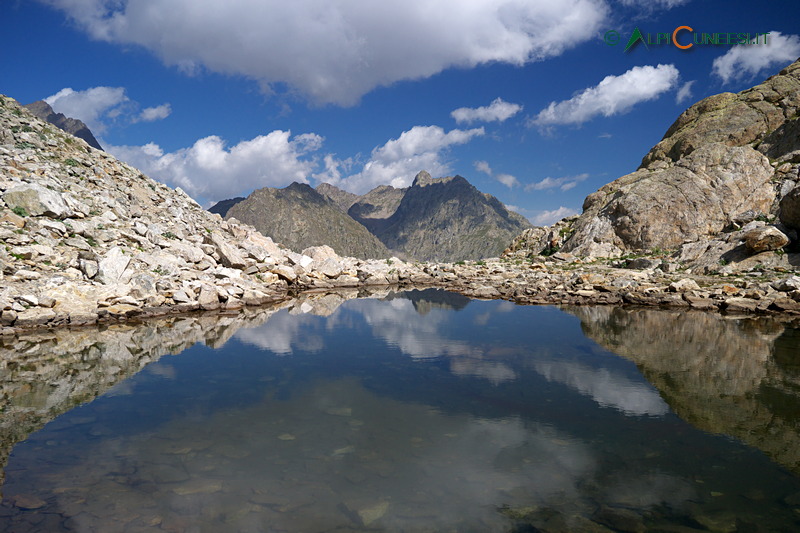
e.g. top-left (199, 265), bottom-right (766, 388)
top-left (4, 290), bottom-right (800, 531)
top-left (232, 289), bottom-right (669, 410)
top-left (532, 358), bottom-right (670, 416)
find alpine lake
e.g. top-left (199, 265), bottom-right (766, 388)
top-left (1, 287), bottom-right (799, 532)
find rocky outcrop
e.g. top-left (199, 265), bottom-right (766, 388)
top-left (23, 100), bottom-right (103, 151)
top-left (565, 143), bottom-right (775, 255)
top-left (226, 183), bottom-right (391, 259)
top-left (371, 171), bottom-right (531, 262)
top-left (506, 59), bottom-right (800, 268)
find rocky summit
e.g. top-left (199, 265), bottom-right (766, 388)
top-left (505, 58), bottom-right (800, 275)
top-left (207, 196), bottom-right (245, 217)
top-left (365, 171), bottom-right (531, 262)
top-left (225, 182), bottom-right (391, 260)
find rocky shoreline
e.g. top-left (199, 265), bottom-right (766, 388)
top-left (3, 250), bottom-right (800, 337)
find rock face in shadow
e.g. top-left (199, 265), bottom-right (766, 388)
top-left (315, 182), bottom-right (360, 213)
top-left (226, 183), bottom-right (390, 259)
top-left (371, 171), bottom-right (531, 262)
top-left (569, 305), bottom-right (800, 474)
top-left (346, 184), bottom-right (408, 235)
top-left (23, 100), bottom-right (103, 151)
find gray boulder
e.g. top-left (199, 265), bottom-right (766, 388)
top-left (3, 183), bottom-right (71, 219)
top-left (209, 232), bottom-right (247, 268)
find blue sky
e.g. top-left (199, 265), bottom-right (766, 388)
top-left (3, 0), bottom-right (800, 224)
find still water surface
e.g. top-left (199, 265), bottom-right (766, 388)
top-left (1, 288), bottom-right (800, 532)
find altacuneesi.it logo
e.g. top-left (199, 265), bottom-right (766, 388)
top-left (604, 27), bottom-right (771, 51)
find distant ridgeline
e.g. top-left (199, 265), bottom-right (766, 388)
top-left (24, 100), bottom-right (103, 151)
top-left (210, 171), bottom-right (531, 262)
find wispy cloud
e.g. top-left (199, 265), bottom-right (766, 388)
top-left (525, 173), bottom-right (589, 192)
top-left (474, 160), bottom-right (520, 188)
top-left (675, 81), bottom-right (695, 105)
top-left (136, 103), bottom-right (172, 122)
top-left (712, 31), bottom-right (800, 84)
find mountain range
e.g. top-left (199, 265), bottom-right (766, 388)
top-left (212, 171), bottom-right (531, 262)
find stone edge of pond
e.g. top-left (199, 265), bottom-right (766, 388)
top-left (4, 257), bottom-right (800, 338)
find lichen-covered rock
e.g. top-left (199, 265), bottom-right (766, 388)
top-left (641, 60), bottom-right (800, 168)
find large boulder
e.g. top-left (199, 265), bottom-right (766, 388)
top-left (3, 183), bottom-right (71, 219)
top-left (563, 143), bottom-right (774, 256)
top-left (744, 226), bottom-right (790, 253)
top-left (96, 246), bottom-right (131, 284)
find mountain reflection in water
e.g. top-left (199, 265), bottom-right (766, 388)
top-left (0, 288), bottom-right (798, 531)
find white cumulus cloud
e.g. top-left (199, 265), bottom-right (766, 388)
top-left (137, 103), bottom-right (172, 122)
top-left (45, 86), bottom-right (129, 133)
top-left (532, 206), bottom-right (577, 226)
top-left (41, 0), bottom-right (609, 106)
top-left (108, 131), bottom-right (322, 204)
top-left (712, 31), bottom-right (800, 84)
top-left (319, 126), bottom-right (484, 193)
top-left (452, 98), bottom-right (522, 124)
top-left (530, 64), bottom-right (680, 127)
